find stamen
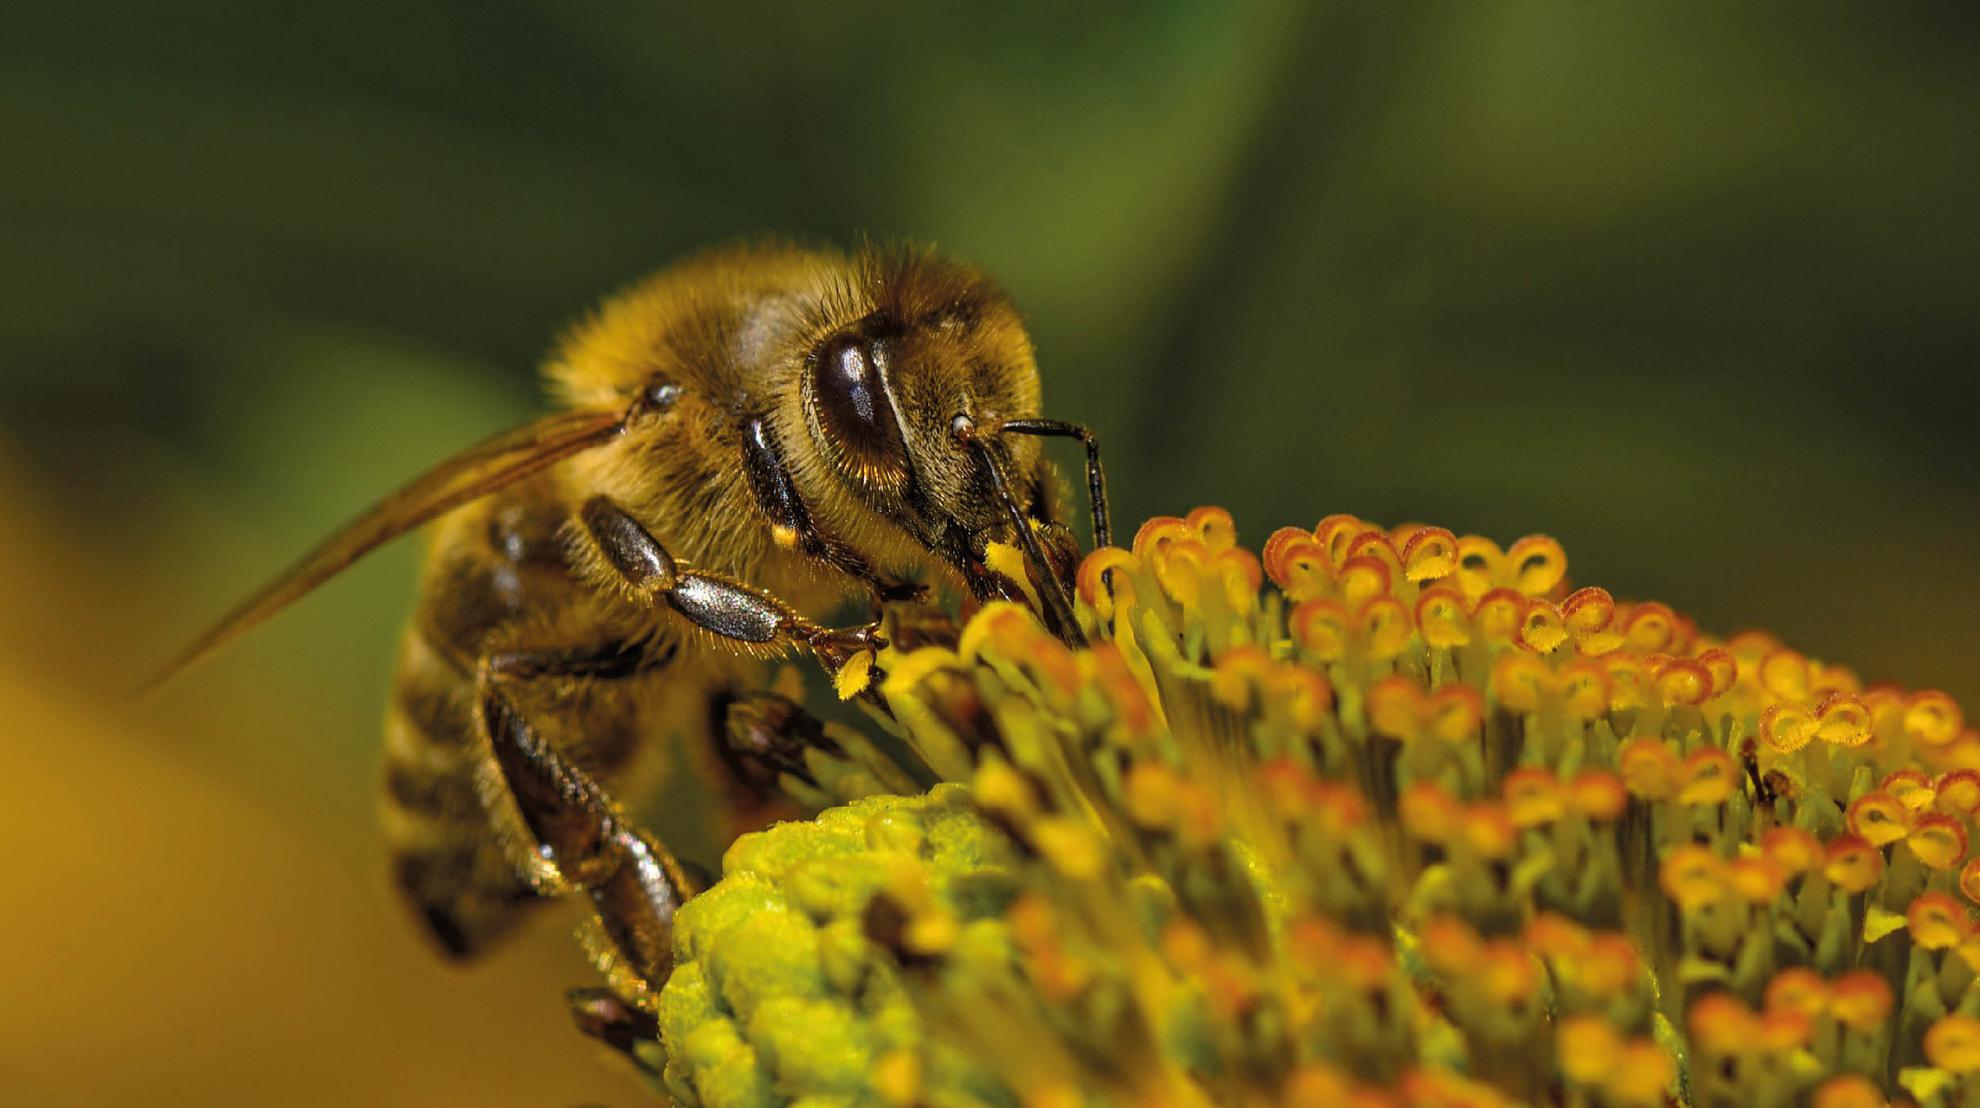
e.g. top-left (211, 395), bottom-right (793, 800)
top-left (643, 507), bottom-right (1979, 1107)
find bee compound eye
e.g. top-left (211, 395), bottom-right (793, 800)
top-left (812, 332), bottom-right (908, 479)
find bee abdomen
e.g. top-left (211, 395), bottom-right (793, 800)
top-left (379, 622), bottom-right (544, 958)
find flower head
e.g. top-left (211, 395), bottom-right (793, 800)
top-left (623, 510), bottom-right (1974, 1106)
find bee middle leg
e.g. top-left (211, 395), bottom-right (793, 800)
top-left (473, 657), bottom-right (698, 1005)
top-left (549, 689), bottom-right (848, 1072)
top-left (567, 986), bottom-right (662, 1073)
top-left (472, 652), bottom-right (857, 1029)
top-left (577, 495), bottom-right (883, 670)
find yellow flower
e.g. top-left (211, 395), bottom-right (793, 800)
top-left (589, 509), bottom-right (1977, 1107)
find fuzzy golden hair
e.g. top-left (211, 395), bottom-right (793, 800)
top-left (551, 241), bottom-right (1047, 614)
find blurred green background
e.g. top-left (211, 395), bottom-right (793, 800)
top-left (3, 3), bottom-right (1976, 1104)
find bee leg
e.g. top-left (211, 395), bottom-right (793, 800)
top-left (475, 665), bottom-right (698, 1001)
top-left (688, 689), bottom-right (841, 834)
top-left (741, 415), bottom-right (926, 604)
top-left (716, 689), bottom-right (840, 791)
top-left (567, 986), bottom-right (661, 1073)
top-left (577, 495), bottom-right (884, 669)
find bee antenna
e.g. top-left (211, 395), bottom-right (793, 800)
top-left (983, 417), bottom-right (1111, 551)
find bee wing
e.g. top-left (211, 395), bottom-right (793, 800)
top-left (147, 407), bottom-right (625, 691)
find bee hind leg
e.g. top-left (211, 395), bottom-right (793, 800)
top-left (474, 664), bottom-right (698, 1007)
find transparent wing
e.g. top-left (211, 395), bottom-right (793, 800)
top-left (147, 407), bottom-right (624, 690)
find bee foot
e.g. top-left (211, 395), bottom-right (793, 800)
top-left (806, 624), bottom-right (885, 672)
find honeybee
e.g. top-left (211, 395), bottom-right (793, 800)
top-left (161, 242), bottom-right (1110, 976)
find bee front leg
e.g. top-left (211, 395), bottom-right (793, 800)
top-left (577, 496), bottom-right (883, 668)
top-left (740, 414), bottom-right (927, 607)
top-left (716, 689), bottom-right (840, 793)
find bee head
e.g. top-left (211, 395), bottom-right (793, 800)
top-left (799, 251), bottom-right (1050, 550)
top-left (787, 245), bottom-right (1095, 642)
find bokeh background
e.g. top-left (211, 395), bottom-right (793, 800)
top-left (4, 3), bottom-right (1976, 1103)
